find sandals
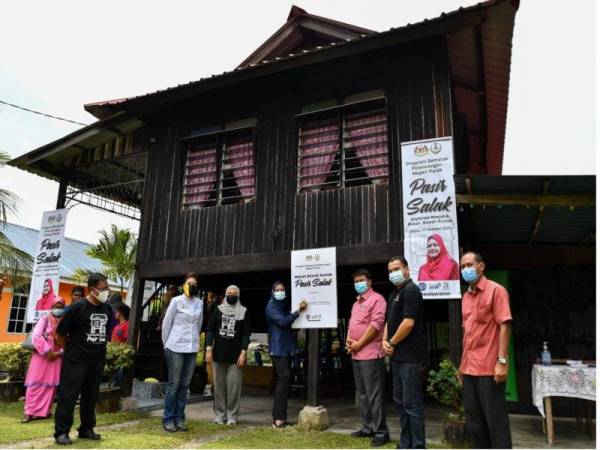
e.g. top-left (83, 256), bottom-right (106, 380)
top-left (21, 415), bottom-right (32, 423)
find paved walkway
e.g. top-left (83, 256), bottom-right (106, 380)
top-left (152, 389), bottom-right (596, 449)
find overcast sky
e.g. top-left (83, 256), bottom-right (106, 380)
top-left (0, 0), bottom-right (596, 244)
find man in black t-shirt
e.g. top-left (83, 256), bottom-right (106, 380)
top-left (383, 256), bottom-right (427, 449)
top-left (54, 273), bottom-right (113, 446)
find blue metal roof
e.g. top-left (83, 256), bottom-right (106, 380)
top-left (0, 222), bottom-right (105, 279)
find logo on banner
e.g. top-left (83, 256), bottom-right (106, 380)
top-left (414, 145), bottom-right (429, 157)
top-left (430, 143), bottom-right (442, 154)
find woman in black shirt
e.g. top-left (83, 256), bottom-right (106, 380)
top-left (206, 285), bottom-right (250, 425)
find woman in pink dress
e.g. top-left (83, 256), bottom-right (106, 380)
top-left (35, 278), bottom-right (57, 311)
top-left (22, 297), bottom-right (65, 422)
top-left (417, 234), bottom-right (460, 281)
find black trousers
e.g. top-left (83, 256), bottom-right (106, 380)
top-left (463, 375), bottom-right (512, 449)
top-left (54, 357), bottom-right (104, 437)
top-left (271, 356), bottom-right (290, 421)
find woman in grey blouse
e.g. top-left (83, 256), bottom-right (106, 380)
top-left (161, 273), bottom-right (203, 432)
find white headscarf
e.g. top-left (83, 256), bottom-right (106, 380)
top-left (218, 285), bottom-right (247, 321)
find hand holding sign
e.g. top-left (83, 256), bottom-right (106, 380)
top-left (298, 299), bottom-right (308, 312)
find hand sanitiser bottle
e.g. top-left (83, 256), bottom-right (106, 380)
top-left (542, 342), bottom-right (551, 366)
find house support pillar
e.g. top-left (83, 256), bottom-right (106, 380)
top-left (122, 277), bottom-right (145, 396)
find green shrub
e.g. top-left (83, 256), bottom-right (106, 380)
top-left (104, 342), bottom-right (135, 377)
top-left (0, 343), bottom-right (31, 380)
top-left (426, 359), bottom-right (463, 416)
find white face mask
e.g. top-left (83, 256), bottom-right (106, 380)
top-left (94, 289), bottom-right (109, 303)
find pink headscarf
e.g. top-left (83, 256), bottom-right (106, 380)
top-left (35, 278), bottom-right (57, 311)
top-left (418, 234), bottom-right (459, 281)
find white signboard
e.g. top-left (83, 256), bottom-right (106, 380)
top-left (401, 137), bottom-right (461, 299)
top-left (291, 247), bottom-right (338, 329)
top-left (27, 209), bottom-right (69, 323)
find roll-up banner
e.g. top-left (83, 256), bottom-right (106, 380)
top-left (401, 137), bottom-right (461, 299)
top-left (26, 209), bottom-right (69, 323)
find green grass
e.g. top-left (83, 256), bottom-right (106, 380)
top-left (0, 401), bottom-right (142, 445)
top-left (40, 417), bottom-right (227, 449)
top-left (199, 427), bottom-right (397, 449)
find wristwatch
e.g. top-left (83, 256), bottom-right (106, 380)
top-left (497, 356), bottom-right (507, 365)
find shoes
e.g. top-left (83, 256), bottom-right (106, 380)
top-left (351, 430), bottom-right (375, 438)
top-left (213, 419), bottom-right (226, 425)
top-left (226, 421), bottom-right (237, 426)
top-left (55, 434), bottom-right (73, 445)
top-left (272, 420), bottom-right (287, 429)
top-left (78, 430), bottom-right (101, 440)
top-left (175, 420), bottom-right (188, 431)
top-left (21, 415), bottom-right (32, 423)
top-left (163, 422), bottom-right (178, 432)
top-left (371, 435), bottom-right (391, 447)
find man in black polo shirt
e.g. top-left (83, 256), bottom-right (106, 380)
top-left (383, 256), bottom-right (427, 449)
top-left (54, 273), bottom-right (113, 445)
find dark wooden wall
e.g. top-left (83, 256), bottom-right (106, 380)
top-left (137, 37), bottom-right (455, 274)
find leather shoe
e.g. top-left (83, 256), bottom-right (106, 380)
top-left (78, 430), bottom-right (101, 440)
top-left (163, 422), bottom-right (178, 432)
top-left (351, 430), bottom-right (374, 438)
top-left (55, 434), bottom-right (73, 445)
top-left (371, 435), bottom-right (391, 447)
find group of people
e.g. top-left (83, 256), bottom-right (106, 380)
top-left (339, 252), bottom-right (512, 449)
top-left (20, 274), bottom-right (130, 446)
top-left (18, 248), bottom-right (512, 449)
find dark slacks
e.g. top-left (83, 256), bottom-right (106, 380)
top-left (353, 358), bottom-right (390, 439)
top-left (54, 357), bottom-right (104, 438)
top-left (391, 361), bottom-right (426, 449)
top-left (271, 356), bottom-right (291, 421)
top-left (463, 375), bottom-right (512, 449)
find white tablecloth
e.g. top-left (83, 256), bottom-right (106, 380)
top-left (531, 364), bottom-right (596, 416)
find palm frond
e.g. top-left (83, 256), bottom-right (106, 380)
top-left (0, 232), bottom-right (33, 274)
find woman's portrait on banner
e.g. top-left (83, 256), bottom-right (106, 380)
top-left (417, 233), bottom-right (460, 281)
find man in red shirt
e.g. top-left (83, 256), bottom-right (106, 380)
top-left (346, 268), bottom-right (390, 447)
top-left (111, 304), bottom-right (130, 343)
top-left (458, 252), bottom-right (512, 449)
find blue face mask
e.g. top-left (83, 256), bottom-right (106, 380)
top-left (51, 308), bottom-right (65, 317)
top-left (354, 281), bottom-right (369, 295)
top-left (461, 267), bottom-right (479, 284)
top-left (273, 291), bottom-right (286, 301)
top-left (389, 270), bottom-right (405, 286)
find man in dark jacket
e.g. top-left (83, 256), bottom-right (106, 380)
top-left (265, 281), bottom-right (307, 428)
top-left (383, 256), bottom-right (428, 449)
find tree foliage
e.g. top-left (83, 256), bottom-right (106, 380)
top-left (0, 151), bottom-right (33, 277)
top-left (77, 225), bottom-right (137, 292)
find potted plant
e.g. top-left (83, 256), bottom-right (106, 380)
top-left (98, 342), bottom-right (135, 412)
top-left (427, 359), bottom-right (471, 448)
top-left (0, 343), bottom-right (31, 402)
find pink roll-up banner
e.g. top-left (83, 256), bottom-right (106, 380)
top-left (401, 137), bottom-right (461, 299)
top-left (26, 209), bottom-right (69, 323)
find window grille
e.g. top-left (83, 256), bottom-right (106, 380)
top-left (183, 133), bottom-right (255, 208)
top-left (7, 285), bottom-right (31, 333)
top-left (298, 104), bottom-right (389, 192)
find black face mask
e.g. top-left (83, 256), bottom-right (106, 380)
top-left (225, 295), bottom-right (238, 305)
top-left (188, 284), bottom-right (199, 297)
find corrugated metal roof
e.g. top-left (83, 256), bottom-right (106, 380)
top-left (455, 175), bottom-right (596, 245)
top-left (0, 223), bottom-right (104, 279)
